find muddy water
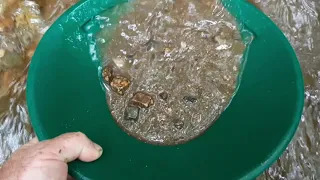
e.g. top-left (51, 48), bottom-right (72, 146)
top-left (0, 0), bottom-right (319, 178)
top-left (99, 0), bottom-right (247, 145)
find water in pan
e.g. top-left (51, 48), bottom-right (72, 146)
top-left (97, 0), bottom-right (249, 145)
top-left (0, 0), bottom-right (320, 178)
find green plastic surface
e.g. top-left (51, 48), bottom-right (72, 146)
top-left (26, 0), bottom-right (304, 179)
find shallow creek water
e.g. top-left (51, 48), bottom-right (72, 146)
top-left (0, 0), bottom-right (320, 179)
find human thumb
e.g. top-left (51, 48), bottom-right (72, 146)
top-left (45, 132), bottom-right (103, 163)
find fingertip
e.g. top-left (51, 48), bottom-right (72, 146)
top-left (79, 143), bottom-right (103, 162)
top-left (97, 146), bottom-right (103, 157)
top-left (93, 143), bottom-right (103, 152)
top-left (93, 142), bottom-right (103, 158)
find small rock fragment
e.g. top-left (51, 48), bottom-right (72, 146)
top-left (146, 41), bottom-right (153, 51)
top-left (124, 106), bottom-right (140, 121)
top-left (131, 92), bottom-right (154, 108)
top-left (159, 91), bottom-right (168, 101)
top-left (110, 75), bottom-right (130, 95)
top-left (171, 65), bottom-right (175, 72)
top-left (164, 47), bottom-right (172, 57)
top-left (150, 53), bottom-right (156, 60)
top-left (173, 119), bottom-right (184, 130)
top-left (183, 95), bottom-right (197, 103)
top-left (102, 66), bottom-right (113, 83)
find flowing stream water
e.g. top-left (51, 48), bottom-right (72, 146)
top-left (0, 0), bottom-right (320, 179)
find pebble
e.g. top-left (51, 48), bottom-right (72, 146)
top-left (173, 119), bottom-right (184, 130)
top-left (159, 91), bottom-right (168, 101)
top-left (131, 92), bottom-right (154, 108)
top-left (124, 106), bottom-right (140, 121)
top-left (102, 66), bottom-right (113, 84)
top-left (183, 95), bottom-right (197, 103)
top-left (110, 75), bottom-right (131, 95)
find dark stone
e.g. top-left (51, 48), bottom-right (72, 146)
top-left (159, 91), bottom-right (168, 101)
top-left (124, 106), bottom-right (140, 121)
top-left (110, 75), bottom-right (131, 95)
top-left (145, 37), bottom-right (157, 51)
top-left (171, 66), bottom-right (175, 72)
top-left (150, 53), bottom-right (156, 60)
top-left (126, 53), bottom-right (135, 60)
top-left (130, 92), bottom-right (154, 108)
top-left (173, 119), bottom-right (184, 130)
top-left (146, 42), bottom-right (153, 51)
top-left (183, 96), bottom-right (197, 103)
